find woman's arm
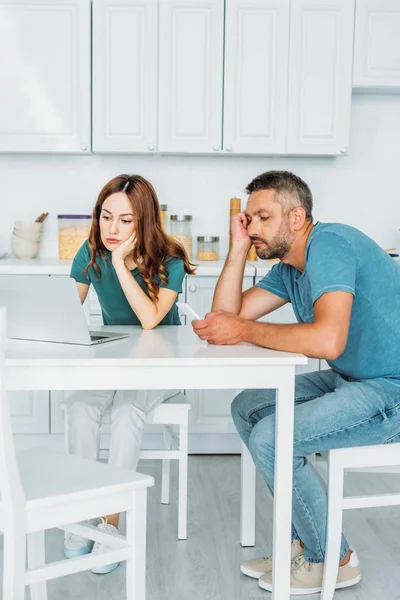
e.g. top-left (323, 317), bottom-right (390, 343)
top-left (113, 259), bottom-right (177, 329)
top-left (76, 282), bottom-right (90, 304)
top-left (111, 233), bottom-right (178, 329)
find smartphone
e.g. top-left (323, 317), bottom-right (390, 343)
top-left (176, 302), bottom-right (201, 321)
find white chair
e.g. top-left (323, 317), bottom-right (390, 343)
top-left (0, 306), bottom-right (154, 600)
top-left (61, 392), bottom-right (191, 540)
top-left (321, 443), bottom-right (400, 599)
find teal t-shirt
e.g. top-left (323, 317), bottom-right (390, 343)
top-left (70, 241), bottom-right (184, 326)
top-left (256, 222), bottom-right (400, 381)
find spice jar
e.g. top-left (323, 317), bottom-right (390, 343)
top-left (170, 215), bottom-right (192, 260)
top-left (58, 214), bottom-right (92, 259)
top-left (197, 236), bottom-right (219, 261)
top-left (160, 204), bottom-right (168, 231)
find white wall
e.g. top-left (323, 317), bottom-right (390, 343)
top-left (1, 94), bottom-right (400, 259)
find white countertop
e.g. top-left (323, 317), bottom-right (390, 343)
top-left (0, 257), bottom-right (258, 277)
top-left (0, 256), bottom-right (398, 278)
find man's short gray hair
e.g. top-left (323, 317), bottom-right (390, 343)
top-left (245, 170), bottom-right (313, 222)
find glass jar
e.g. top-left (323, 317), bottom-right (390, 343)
top-left (160, 204), bottom-right (168, 231)
top-left (170, 215), bottom-right (192, 260)
top-left (58, 214), bottom-right (92, 260)
top-left (197, 236), bottom-right (219, 261)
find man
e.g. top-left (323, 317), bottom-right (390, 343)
top-left (192, 170), bottom-right (400, 595)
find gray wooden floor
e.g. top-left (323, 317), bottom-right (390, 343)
top-left (2, 455), bottom-right (400, 600)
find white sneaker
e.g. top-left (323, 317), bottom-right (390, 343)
top-left (240, 539), bottom-right (303, 579)
top-left (63, 531), bottom-right (93, 559)
top-left (90, 519), bottom-right (120, 575)
top-left (258, 550), bottom-right (361, 595)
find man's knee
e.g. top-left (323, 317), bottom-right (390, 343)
top-left (231, 388), bottom-right (276, 423)
top-left (248, 416), bottom-right (275, 465)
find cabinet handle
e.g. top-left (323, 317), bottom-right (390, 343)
top-left (212, 145), bottom-right (220, 151)
top-left (340, 146), bottom-right (348, 155)
top-left (189, 284), bottom-right (197, 292)
top-left (225, 145), bottom-right (232, 152)
top-left (80, 143), bottom-right (88, 151)
top-left (147, 144), bottom-right (155, 151)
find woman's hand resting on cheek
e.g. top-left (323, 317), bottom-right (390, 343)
top-left (111, 233), bottom-right (136, 266)
top-left (192, 310), bottom-right (247, 345)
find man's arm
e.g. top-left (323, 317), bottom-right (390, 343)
top-left (212, 244), bottom-right (249, 313)
top-left (239, 286), bottom-right (288, 320)
top-left (212, 212), bottom-right (251, 313)
top-left (194, 291), bottom-right (353, 360)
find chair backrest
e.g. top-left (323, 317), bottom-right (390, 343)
top-left (0, 306), bottom-right (26, 510)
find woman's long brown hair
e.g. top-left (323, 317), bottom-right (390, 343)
top-left (86, 174), bottom-right (196, 302)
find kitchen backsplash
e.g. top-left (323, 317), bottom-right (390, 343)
top-left (0, 94), bottom-right (399, 259)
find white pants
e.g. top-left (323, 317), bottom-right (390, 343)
top-left (64, 389), bottom-right (180, 471)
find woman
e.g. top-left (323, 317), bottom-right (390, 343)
top-left (64, 174), bottom-right (195, 573)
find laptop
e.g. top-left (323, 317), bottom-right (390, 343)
top-left (0, 275), bottom-right (129, 345)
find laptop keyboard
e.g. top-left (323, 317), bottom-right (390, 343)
top-left (90, 334), bottom-right (107, 342)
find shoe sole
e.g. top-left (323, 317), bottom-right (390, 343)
top-left (240, 565), bottom-right (269, 579)
top-left (91, 562), bottom-right (120, 575)
top-left (258, 574), bottom-right (361, 595)
top-left (63, 545), bottom-right (93, 560)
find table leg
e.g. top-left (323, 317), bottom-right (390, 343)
top-left (272, 369), bottom-right (295, 600)
top-left (240, 441), bottom-right (256, 547)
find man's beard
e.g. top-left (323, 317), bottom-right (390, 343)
top-left (251, 224), bottom-right (293, 260)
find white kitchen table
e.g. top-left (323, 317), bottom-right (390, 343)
top-left (6, 325), bottom-right (306, 600)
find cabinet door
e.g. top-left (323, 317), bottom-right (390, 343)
top-left (353, 0), bottom-right (400, 88)
top-left (0, 0), bottom-right (90, 153)
top-left (92, 0), bottom-right (158, 152)
top-left (10, 391), bottom-right (50, 434)
top-left (158, 0), bottom-right (224, 153)
top-left (223, 0), bottom-right (289, 154)
top-left (286, 0), bottom-right (355, 156)
top-left (185, 275), bottom-right (254, 434)
top-left (255, 277), bottom-right (319, 375)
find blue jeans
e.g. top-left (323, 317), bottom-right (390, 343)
top-left (231, 369), bottom-right (400, 563)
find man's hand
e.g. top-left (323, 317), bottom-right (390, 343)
top-left (111, 233), bottom-right (136, 265)
top-left (192, 310), bottom-right (246, 345)
top-left (230, 212), bottom-right (252, 250)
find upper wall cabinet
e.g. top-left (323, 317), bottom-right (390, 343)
top-left (158, 0), bottom-right (224, 153)
top-left (353, 0), bottom-right (400, 89)
top-left (286, 0), bottom-right (355, 156)
top-left (92, 0), bottom-right (158, 153)
top-left (223, 0), bottom-right (290, 155)
top-left (0, 0), bottom-right (91, 153)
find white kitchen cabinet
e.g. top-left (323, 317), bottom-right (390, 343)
top-left (158, 0), bottom-right (224, 153)
top-left (10, 391), bottom-right (50, 434)
top-left (0, 0), bottom-right (91, 153)
top-left (286, 0), bottom-right (355, 156)
top-left (353, 0), bottom-right (400, 89)
top-left (185, 275), bottom-right (254, 447)
top-left (223, 0), bottom-right (290, 154)
top-left (92, 0), bottom-right (158, 152)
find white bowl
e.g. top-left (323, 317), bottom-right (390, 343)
top-left (14, 221), bottom-right (44, 233)
top-left (13, 228), bottom-right (42, 243)
top-left (11, 234), bottom-right (40, 259)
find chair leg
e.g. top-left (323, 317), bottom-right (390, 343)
top-left (308, 453), bottom-right (317, 468)
top-left (240, 442), bottom-right (256, 547)
top-left (321, 456), bottom-right (345, 600)
top-left (3, 520), bottom-right (26, 600)
top-left (161, 428), bottom-right (171, 505)
top-left (126, 489), bottom-right (147, 600)
top-left (178, 423), bottom-right (188, 540)
top-left (63, 406), bottom-right (70, 454)
top-left (27, 531), bottom-right (47, 600)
